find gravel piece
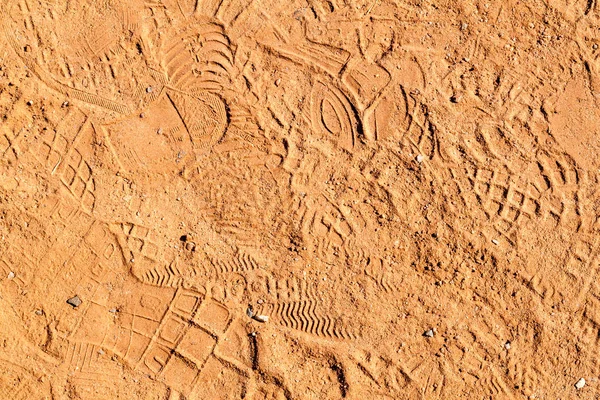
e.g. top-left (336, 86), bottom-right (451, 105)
top-left (575, 378), bottom-right (586, 389)
top-left (66, 295), bottom-right (82, 308)
top-left (253, 315), bottom-right (269, 323)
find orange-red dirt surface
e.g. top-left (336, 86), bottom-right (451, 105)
top-left (1, 0), bottom-right (600, 399)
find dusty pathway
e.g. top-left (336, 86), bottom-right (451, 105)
top-left (0, 0), bottom-right (600, 398)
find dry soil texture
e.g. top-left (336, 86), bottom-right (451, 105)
top-left (1, 0), bottom-right (600, 399)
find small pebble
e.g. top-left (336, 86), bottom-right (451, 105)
top-left (146, 87), bottom-right (153, 93)
top-left (253, 315), bottom-right (269, 323)
top-left (157, 128), bottom-right (163, 135)
top-left (109, 308), bottom-right (118, 313)
top-left (139, 113), bottom-right (145, 118)
top-left (575, 378), bottom-right (586, 389)
top-left (26, 100), bottom-right (33, 106)
top-left (504, 341), bottom-right (511, 350)
top-left (67, 295), bottom-right (82, 308)
top-left (424, 329), bottom-right (434, 338)
top-left (491, 239), bottom-right (499, 245)
top-left (62, 101), bottom-right (69, 108)
top-left (246, 305), bottom-right (254, 318)
top-left (275, 78), bottom-right (281, 86)
top-left (35, 310), bottom-right (43, 316)
top-left (416, 155), bottom-right (425, 163)
top-left (7, 271), bottom-right (15, 280)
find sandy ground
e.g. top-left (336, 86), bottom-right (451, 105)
top-left (1, 0), bottom-right (600, 399)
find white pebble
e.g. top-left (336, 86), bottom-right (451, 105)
top-left (575, 378), bottom-right (586, 389)
top-left (253, 315), bottom-right (269, 323)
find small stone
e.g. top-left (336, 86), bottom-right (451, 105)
top-left (257, 299), bottom-right (264, 304)
top-left (62, 101), bottom-right (69, 108)
top-left (26, 100), bottom-right (33, 106)
top-left (139, 113), bottom-right (145, 118)
top-left (575, 378), bottom-right (586, 389)
top-left (157, 128), bottom-right (163, 135)
top-left (109, 308), bottom-right (118, 313)
top-left (416, 154), bottom-right (425, 163)
top-left (253, 315), bottom-right (269, 323)
top-left (7, 271), bottom-right (15, 280)
top-left (246, 305), bottom-right (254, 318)
top-left (67, 295), bottom-right (82, 308)
top-left (424, 329), bottom-right (434, 338)
top-left (504, 341), bottom-right (511, 350)
top-left (35, 310), bottom-right (43, 316)
top-left (275, 78), bottom-right (281, 86)
top-left (491, 239), bottom-right (499, 245)
top-left (146, 87), bottom-right (153, 93)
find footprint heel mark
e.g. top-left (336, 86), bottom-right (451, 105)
top-left (163, 20), bottom-right (234, 94)
top-left (310, 81), bottom-right (361, 152)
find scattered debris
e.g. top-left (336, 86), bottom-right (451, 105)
top-left (253, 314), bottom-right (269, 323)
top-left (424, 329), bottom-right (434, 338)
top-left (66, 295), bottom-right (82, 308)
top-left (575, 378), bottom-right (586, 390)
